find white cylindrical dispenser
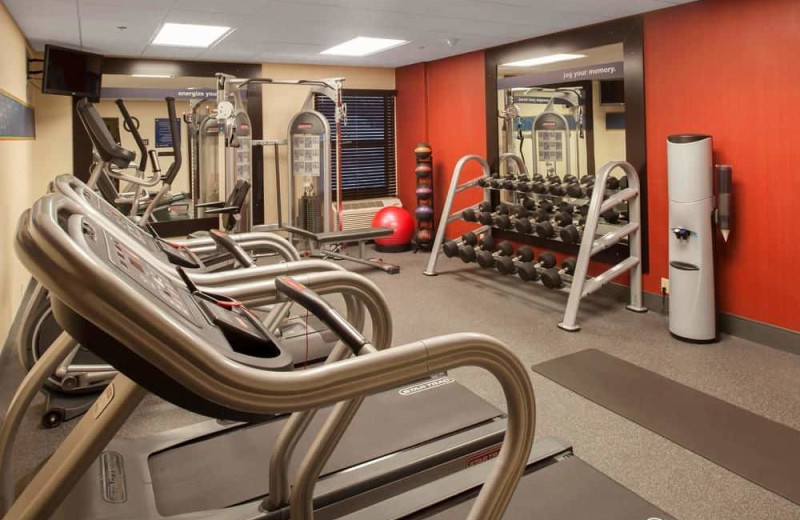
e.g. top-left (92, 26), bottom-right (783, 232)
top-left (667, 134), bottom-right (716, 342)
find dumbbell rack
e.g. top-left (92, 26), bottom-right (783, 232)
top-left (424, 153), bottom-right (528, 276)
top-left (558, 160), bottom-right (646, 331)
top-left (424, 155), bottom-right (491, 276)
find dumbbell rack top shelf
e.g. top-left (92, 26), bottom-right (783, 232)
top-left (491, 183), bottom-right (631, 263)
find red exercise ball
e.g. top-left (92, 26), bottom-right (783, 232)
top-left (372, 206), bottom-right (414, 253)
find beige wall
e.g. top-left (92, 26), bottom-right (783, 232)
top-left (0, 3), bottom-right (36, 341)
top-left (95, 99), bottom-right (192, 194)
top-left (259, 63), bottom-right (395, 224)
top-left (31, 89), bottom-right (73, 181)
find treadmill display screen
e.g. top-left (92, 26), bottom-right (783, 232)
top-left (105, 233), bottom-right (197, 324)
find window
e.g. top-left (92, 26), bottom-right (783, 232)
top-left (314, 91), bottom-right (397, 201)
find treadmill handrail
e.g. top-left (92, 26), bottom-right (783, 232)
top-left (276, 276), bottom-right (369, 355)
top-left (12, 193), bottom-right (537, 520)
top-left (208, 229), bottom-right (257, 268)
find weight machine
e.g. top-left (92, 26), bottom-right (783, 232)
top-left (214, 74), bottom-right (399, 273)
top-left (506, 87), bottom-right (586, 179)
top-left (185, 97), bottom-right (221, 215)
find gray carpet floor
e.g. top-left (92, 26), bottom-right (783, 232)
top-left (2, 246), bottom-right (800, 520)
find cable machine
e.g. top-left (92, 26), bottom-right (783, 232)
top-left (215, 75), bottom-right (346, 233)
top-left (185, 98), bottom-right (220, 217)
top-left (214, 75), bottom-right (399, 273)
top-left (507, 87), bottom-right (585, 178)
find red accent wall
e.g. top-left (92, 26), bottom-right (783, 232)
top-left (396, 51), bottom-right (487, 238)
top-left (395, 0), bottom-right (800, 331)
top-left (644, 0), bottom-right (800, 331)
top-left (396, 62), bottom-right (428, 215)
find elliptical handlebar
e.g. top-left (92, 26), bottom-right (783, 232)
top-left (137, 97), bottom-right (182, 225)
top-left (163, 97), bottom-right (182, 185)
top-left (115, 99), bottom-right (148, 173)
top-left (147, 150), bottom-right (161, 176)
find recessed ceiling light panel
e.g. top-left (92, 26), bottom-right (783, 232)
top-left (152, 23), bottom-right (232, 48)
top-left (502, 53), bottom-right (587, 67)
top-left (132, 74), bottom-right (173, 78)
top-left (321, 36), bottom-right (408, 57)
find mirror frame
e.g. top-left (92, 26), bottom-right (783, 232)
top-left (71, 58), bottom-right (263, 236)
top-left (484, 15), bottom-right (648, 270)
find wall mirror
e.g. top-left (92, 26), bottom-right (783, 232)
top-left (497, 43), bottom-right (624, 183)
top-left (72, 58), bottom-right (262, 235)
top-left (485, 17), bottom-right (647, 268)
top-left (98, 74), bottom-right (219, 223)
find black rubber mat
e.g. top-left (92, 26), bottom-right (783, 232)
top-left (532, 348), bottom-right (800, 505)
top-left (149, 379), bottom-right (501, 515)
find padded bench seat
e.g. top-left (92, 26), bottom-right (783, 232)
top-left (285, 225), bottom-right (393, 244)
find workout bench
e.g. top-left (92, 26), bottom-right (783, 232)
top-left (282, 225), bottom-right (401, 274)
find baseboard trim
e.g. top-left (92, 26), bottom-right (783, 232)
top-left (635, 287), bottom-right (799, 355)
top-left (717, 314), bottom-right (800, 356)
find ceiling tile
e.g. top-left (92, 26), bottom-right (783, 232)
top-left (171, 0), bottom-right (269, 15)
top-left (8, 0), bottom-right (76, 17)
top-left (78, 1), bottom-right (171, 22)
top-left (10, 14), bottom-right (81, 50)
top-left (3, 0), bottom-right (700, 66)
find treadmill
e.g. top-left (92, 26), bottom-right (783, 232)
top-left (50, 173), bottom-right (340, 365)
top-left (336, 442), bottom-right (676, 520)
top-left (5, 194), bottom-right (675, 520)
top-left (3, 193), bottom-right (522, 520)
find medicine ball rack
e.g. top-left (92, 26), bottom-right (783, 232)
top-left (413, 142), bottom-right (435, 250)
top-left (424, 154), bottom-right (646, 331)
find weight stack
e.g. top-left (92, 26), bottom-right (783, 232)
top-left (299, 194), bottom-right (323, 233)
top-left (413, 143), bottom-right (434, 250)
top-left (667, 134), bottom-right (716, 342)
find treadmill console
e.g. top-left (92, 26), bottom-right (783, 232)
top-left (79, 186), bottom-right (154, 250)
top-left (23, 204), bottom-right (294, 421)
top-left (105, 235), bottom-right (197, 324)
top-left (156, 241), bottom-right (202, 269)
top-left (73, 216), bottom-right (292, 372)
top-left (78, 184), bottom-right (202, 269)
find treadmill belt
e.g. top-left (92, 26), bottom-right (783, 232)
top-left (149, 379), bottom-right (501, 516)
top-left (533, 348), bottom-right (800, 505)
top-left (410, 457), bottom-right (675, 520)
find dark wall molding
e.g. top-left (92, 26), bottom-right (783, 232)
top-left (72, 57), bottom-right (265, 226)
top-left (484, 16), bottom-right (648, 270)
top-left (637, 291), bottom-right (800, 356)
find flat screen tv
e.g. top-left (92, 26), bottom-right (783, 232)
top-left (42, 44), bottom-right (103, 98)
top-left (599, 79), bottom-right (624, 105)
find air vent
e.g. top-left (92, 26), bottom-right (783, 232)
top-left (333, 197), bottom-right (402, 231)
